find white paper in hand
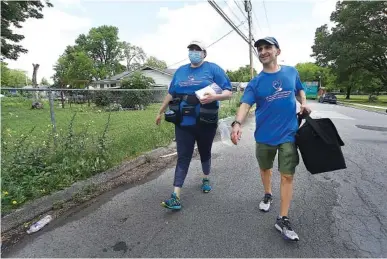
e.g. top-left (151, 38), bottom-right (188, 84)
top-left (195, 83), bottom-right (223, 100)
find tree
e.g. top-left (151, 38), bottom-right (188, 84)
top-left (1, 62), bottom-right (31, 87)
top-left (330, 1), bottom-right (387, 86)
top-left (53, 25), bottom-right (126, 86)
top-left (75, 25), bottom-right (125, 80)
top-left (295, 62), bottom-right (321, 82)
top-left (295, 62), bottom-right (337, 90)
top-left (53, 47), bottom-right (95, 87)
top-left (122, 42), bottom-right (147, 71)
top-left (311, 1), bottom-right (387, 99)
top-left (1, 62), bottom-right (10, 86)
top-left (226, 65), bottom-right (257, 82)
top-left (1, 1), bottom-right (53, 60)
top-left (144, 56), bottom-right (167, 70)
top-left (40, 77), bottom-right (49, 85)
top-left (32, 64), bottom-right (39, 87)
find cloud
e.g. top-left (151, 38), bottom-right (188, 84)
top-left (312, 0), bottom-right (337, 21)
top-left (132, 2), bottom-right (259, 71)
top-left (54, 0), bottom-right (85, 11)
top-left (4, 0), bottom-right (337, 85)
top-left (132, 0), bottom-right (335, 75)
top-left (6, 5), bottom-right (92, 84)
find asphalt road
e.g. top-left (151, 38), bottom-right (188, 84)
top-left (4, 101), bottom-right (387, 258)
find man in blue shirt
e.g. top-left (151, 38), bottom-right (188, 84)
top-left (231, 37), bottom-right (310, 241)
top-left (156, 40), bottom-right (232, 210)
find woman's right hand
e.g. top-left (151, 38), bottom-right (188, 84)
top-left (155, 114), bottom-right (162, 125)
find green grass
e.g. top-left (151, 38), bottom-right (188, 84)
top-left (2, 95), bottom-right (241, 161)
top-left (335, 95), bottom-right (387, 108)
top-left (219, 91), bottom-right (243, 119)
top-left (1, 98), bottom-right (175, 163)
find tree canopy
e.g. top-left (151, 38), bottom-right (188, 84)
top-left (226, 65), bottom-right (257, 82)
top-left (295, 62), bottom-right (336, 90)
top-left (52, 25), bottom-right (167, 88)
top-left (1, 0), bottom-right (53, 60)
top-left (1, 62), bottom-right (32, 87)
top-left (311, 1), bottom-right (387, 98)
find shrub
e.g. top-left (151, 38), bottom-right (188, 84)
top-left (94, 91), bottom-right (111, 107)
top-left (120, 72), bottom-right (155, 109)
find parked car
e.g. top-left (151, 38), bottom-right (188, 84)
top-left (319, 93), bottom-right (337, 104)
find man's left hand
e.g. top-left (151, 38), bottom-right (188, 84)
top-left (200, 92), bottom-right (217, 104)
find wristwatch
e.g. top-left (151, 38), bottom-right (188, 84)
top-left (231, 120), bottom-right (241, 127)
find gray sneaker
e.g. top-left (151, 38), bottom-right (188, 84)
top-left (259, 193), bottom-right (273, 212)
top-left (275, 216), bottom-right (299, 241)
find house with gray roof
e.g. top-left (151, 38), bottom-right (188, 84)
top-left (91, 66), bottom-right (177, 89)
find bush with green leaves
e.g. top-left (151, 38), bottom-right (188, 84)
top-left (120, 72), bottom-right (155, 109)
top-left (94, 91), bottom-right (112, 107)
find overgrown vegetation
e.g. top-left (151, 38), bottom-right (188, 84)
top-left (1, 96), bottom-right (174, 214)
top-left (1, 112), bottom-right (111, 214)
top-left (219, 91), bottom-right (243, 118)
top-left (1, 91), bottom-right (241, 215)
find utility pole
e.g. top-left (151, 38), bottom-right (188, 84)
top-left (244, 0), bottom-right (254, 79)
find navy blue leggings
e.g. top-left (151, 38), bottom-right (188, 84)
top-left (173, 124), bottom-right (217, 188)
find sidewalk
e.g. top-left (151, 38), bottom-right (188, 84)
top-left (338, 101), bottom-right (387, 114)
top-left (349, 103), bottom-right (386, 110)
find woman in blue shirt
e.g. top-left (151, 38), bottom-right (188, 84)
top-left (156, 40), bottom-right (232, 210)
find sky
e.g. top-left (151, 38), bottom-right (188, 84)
top-left (5, 0), bottom-right (337, 84)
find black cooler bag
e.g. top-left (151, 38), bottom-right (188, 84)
top-left (295, 114), bottom-right (347, 174)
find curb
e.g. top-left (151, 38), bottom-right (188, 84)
top-left (1, 145), bottom-right (176, 233)
top-left (337, 101), bottom-right (387, 115)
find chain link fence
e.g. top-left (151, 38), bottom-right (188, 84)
top-left (1, 87), bottom-right (241, 214)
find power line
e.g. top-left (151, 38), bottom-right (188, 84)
top-left (223, 0), bottom-right (250, 33)
top-left (208, 0), bottom-right (248, 41)
top-left (207, 0), bottom-right (259, 57)
top-left (166, 21), bottom-right (246, 68)
top-left (234, 0), bottom-right (247, 20)
top-left (262, 0), bottom-right (271, 33)
top-left (251, 1), bottom-right (262, 35)
top-left (233, 0), bottom-right (254, 37)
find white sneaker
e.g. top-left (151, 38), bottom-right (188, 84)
top-left (259, 193), bottom-right (273, 212)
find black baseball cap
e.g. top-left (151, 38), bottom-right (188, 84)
top-left (254, 37), bottom-right (280, 49)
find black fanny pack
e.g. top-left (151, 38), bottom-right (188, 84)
top-left (164, 94), bottom-right (219, 125)
top-left (164, 98), bottom-right (181, 124)
top-left (175, 94), bottom-right (200, 105)
top-left (198, 102), bottom-right (219, 125)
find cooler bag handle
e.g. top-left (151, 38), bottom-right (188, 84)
top-left (298, 113), bottom-right (334, 145)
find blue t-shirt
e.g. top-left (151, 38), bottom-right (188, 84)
top-left (168, 61), bottom-right (232, 126)
top-left (240, 65), bottom-right (304, 145)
